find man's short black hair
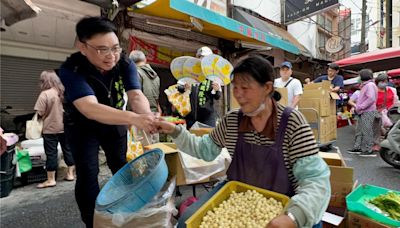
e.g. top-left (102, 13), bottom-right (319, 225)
top-left (328, 63), bottom-right (340, 71)
top-left (76, 16), bottom-right (117, 42)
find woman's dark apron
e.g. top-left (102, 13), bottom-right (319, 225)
top-left (177, 107), bottom-right (321, 228)
top-left (226, 107), bottom-right (295, 196)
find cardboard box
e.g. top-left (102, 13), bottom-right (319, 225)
top-left (300, 83), bottom-right (339, 117)
top-left (304, 81), bottom-right (340, 99)
top-left (305, 116), bottom-right (330, 134)
top-left (304, 81), bottom-right (332, 90)
top-left (329, 115), bottom-right (337, 141)
top-left (329, 165), bottom-right (354, 208)
top-left (347, 211), bottom-right (391, 228)
top-left (299, 96), bottom-right (331, 117)
top-left (275, 87), bottom-right (288, 106)
top-left (322, 206), bottom-right (347, 228)
top-left (319, 152), bottom-right (345, 167)
top-left (144, 143), bottom-right (210, 186)
top-left (306, 114), bottom-right (336, 143)
top-left (319, 151), bottom-right (354, 209)
top-left (330, 99), bottom-right (337, 115)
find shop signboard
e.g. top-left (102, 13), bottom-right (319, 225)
top-left (129, 36), bottom-right (195, 66)
top-left (285, 0), bottom-right (339, 24)
top-left (325, 36), bottom-right (344, 53)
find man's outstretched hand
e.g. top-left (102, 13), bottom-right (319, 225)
top-left (155, 119), bottom-right (176, 134)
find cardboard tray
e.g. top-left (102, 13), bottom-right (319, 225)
top-left (346, 184), bottom-right (400, 227)
top-left (185, 181), bottom-right (290, 228)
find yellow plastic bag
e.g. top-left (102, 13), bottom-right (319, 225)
top-left (126, 127), bottom-right (144, 162)
top-left (164, 84), bottom-right (191, 117)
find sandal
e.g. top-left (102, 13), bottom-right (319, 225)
top-left (37, 181), bottom-right (56, 189)
top-left (64, 177), bottom-right (75, 181)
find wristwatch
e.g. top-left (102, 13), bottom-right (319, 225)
top-left (285, 211), bottom-right (298, 227)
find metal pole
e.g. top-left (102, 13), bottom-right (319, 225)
top-left (281, 0), bottom-right (285, 25)
top-left (360, 0), bottom-right (367, 53)
top-left (386, 0), bottom-right (392, 47)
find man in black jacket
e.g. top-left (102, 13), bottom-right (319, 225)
top-left (59, 17), bottom-right (156, 228)
top-left (184, 78), bottom-right (221, 129)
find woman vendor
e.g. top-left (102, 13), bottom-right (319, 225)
top-left (156, 55), bottom-right (331, 228)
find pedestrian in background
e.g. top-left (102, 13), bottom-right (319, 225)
top-left (347, 89), bottom-right (362, 154)
top-left (312, 63), bottom-right (344, 93)
top-left (185, 46), bottom-right (221, 129)
top-left (373, 73), bottom-right (399, 150)
top-left (274, 61), bottom-right (303, 109)
top-left (348, 69), bottom-right (378, 157)
top-left (34, 70), bottom-right (75, 189)
top-left (129, 50), bottom-right (161, 114)
top-left (59, 17), bottom-right (155, 227)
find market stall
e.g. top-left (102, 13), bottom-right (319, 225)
top-left (334, 47), bottom-right (400, 72)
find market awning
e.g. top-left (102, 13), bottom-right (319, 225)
top-left (0, 0), bottom-right (41, 26)
top-left (232, 6), bottom-right (311, 57)
top-left (388, 69), bottom-right (400, 77)
top-left (334, 47), bottom-right (400, 72)
top-left (130, 0), bottom-right (301, 55)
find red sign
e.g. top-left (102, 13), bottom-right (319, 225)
top-left (129, 36), bottom-right (169, 66)
top-left (129, 36), bottom-right (196, 66)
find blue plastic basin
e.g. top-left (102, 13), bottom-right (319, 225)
top-left (96, 148), bottom-right (168, 214)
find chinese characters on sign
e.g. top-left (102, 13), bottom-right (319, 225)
top-left (285, 0), bottom-right (339, 24)
top-left (237, 24), bottom-right (281, 43)
top-left (129, 36), bottom-right (195, 66)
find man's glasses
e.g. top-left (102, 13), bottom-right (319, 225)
top-left (85, 42), bottom-right (122, 56)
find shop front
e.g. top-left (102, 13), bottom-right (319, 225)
top-left (127, 0), bottom-right (304, 112)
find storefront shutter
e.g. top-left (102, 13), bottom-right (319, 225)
top-left (0, 56), bottom-right (63, 110)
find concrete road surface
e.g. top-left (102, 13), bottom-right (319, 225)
top-left (335, 125), bottom-right (400, 190)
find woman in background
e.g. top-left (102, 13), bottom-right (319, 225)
top-left (348, 69), bottom-right (378, 157)
top-left (373, 73), bottom-right (399, 150)
top-left (34, 70), bottom-right (75, 188)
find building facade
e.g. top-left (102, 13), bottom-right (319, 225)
top-left (288, 7), bottom-right (351, 62)
top-left (346, 0), bottom-right (400, 53)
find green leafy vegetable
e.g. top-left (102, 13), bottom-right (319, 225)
top-left (369, 192), bottom-right (400, 221)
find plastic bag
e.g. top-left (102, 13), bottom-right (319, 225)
top-left (190, 121), bottom-right (212, 129)
top-left (126, 127), bottom-right (144, 162)
top-left (164, 84), bottom-right (191, 117)
top-left (16, 148), bottom-right (32, 173)
top-left (94, 179), bottom-right (178, 228)
top-left (381, 109), bottom-right (393, 128)
top-left (25, 113), bottom-right (43, 140)
top-left (178, 148), bottom-right (231, 184)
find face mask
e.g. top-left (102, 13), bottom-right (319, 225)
top-left (243, 101), bottom-right (266, 117)
top-left (378, 82), bottom-right (387, 89)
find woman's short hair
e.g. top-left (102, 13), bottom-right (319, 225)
top-left (76, 16), bottom-right (117, 42)
top-left (359, 69), bottom-right (373, 82)
top-left (375, 73), bottom-right (388, 84)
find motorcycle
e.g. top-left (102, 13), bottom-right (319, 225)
top-left (379, 107), bottom-right (400, 169)
top-left (1, 106), bottom-right (35, 139)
